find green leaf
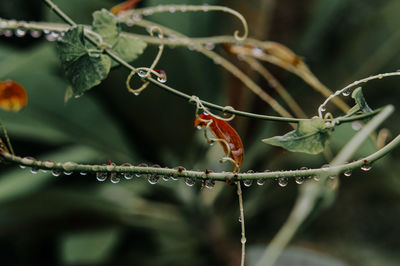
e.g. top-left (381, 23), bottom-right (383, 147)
top-left (91, 9), bottom-right (147, 67)
top-left (262, 117), bottom-right (332, 154)
top-left (347, 87), bottom-right (373, 114)
top-left (111, 35), bottom-right (147, 67)
top-left (56, 25), bottom-right (111, 96)
top-left (92, 9), bottom-right (120, 45)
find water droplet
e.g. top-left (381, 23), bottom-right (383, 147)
top-left (361, 164), bottom-right (372, 171)
top-left (45, 32), bottom-right (59, 42)
top-left (96, 172), bottom-right (107, 182)
top-left (52, 169), bottom-right (62, 177)
top-left (74, 93), bottom-right (83, 99)
top-left (3, 29), bottom-right (13, 37)
top-left (205, 179), bottom-right (215, 189)
top-left (32, 30), bottom-right (48, 39)
top-left (147, 174), bottom-right (159, 184)
top-left (352, 121), bottom-right (362, 131)
top-left (205, 42), bottom-right (215, 50)
top-left (21, 156), bottom-right (35, 165)
top-left (180, 6), bottom-right (187, 12)
top-left (238, 216), bottom-right (242, 222)
top-left (15, 28), bottom-right (26, 37)
top-left (342, 88), bottom-right (351, 97)
top-left (80, 172), bottom-right (87, 175)
top-left (169, 173), bottom-right (178, 181)
top-left (110, 173), bottom-right (121, 184)
top-left (320, 105), bottom-right (327, 112)
top-left (30, 166), bottom-right (39, 174)
top-left (196, 125), bottom-right (202, 130)
top-left (138, 70), bottom-right (146, 77)
top-left (278, 177), bottom-right (288, 187)
top-left (133, 92), bottom-right (141, 96)
top-left (121, 163), bottom-right (133, 180)
top-left (256, 179), bottom-right (265, 186)
top-left (63, 161), bottom-right (77, 173)
top-left (106, 162), bottom-right (116, 171)
top-left (243, 179), bottom-right (253, 187)
top-left (43, 160), bottom-right (55, 168)
top-left (313, 176), bottom-right (320, 181)
top-left (299, 166), bottom-right (310, 179)
top-left (295, 176), bottom-right (305, 184)
top-left (41, 169), bottom-right (48, 173)
top-left (156, 71), bottom-right (167, 83)
top-left (252, 47), bottom-right (264, 57)
top-left (241, 237), bottom-right (247, 244)
top-left (184, 177), bottom-right (195, 186)
top-left (19, 164), bottom-right (26, 169)
top-left (169, 6), bottom-right (176, 13)
top-left (136, 163), bottom-right (148, 178)
top-left (343, 169), bottom-right (352, 177)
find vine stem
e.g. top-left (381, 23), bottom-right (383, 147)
top-left (119, 4), bottom-right (248, 41)
top-left (37, 1), bottom-right (301, 123)
top-left (0, 18), bottom-right (386, 124)
top-left (318, 72), bottom-right (400, 117)
top-left (1, 120), bottom-right (398, 182)
top-left (237, 182), bottom-right (246, 266)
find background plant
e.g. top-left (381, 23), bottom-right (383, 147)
top-left (1, 0), bottom-right (400, 266)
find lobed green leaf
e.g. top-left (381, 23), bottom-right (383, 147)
top-left (262, 117), bottom-right (332, 154)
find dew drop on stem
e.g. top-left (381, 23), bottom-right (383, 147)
top-left (295, 176), bottom-right (305, 184)
top-left (110, 173), bottom-right (121, 184)
top-left (342, 88), bottom-right (351, 97)
top-left (52, 169), bottom-right (62, 177)
top-left (96, 172), bottom-right (107, 182)
top-left (361, 164), bottom-right (372, 171)
top-left (121, 163), bottom-right (133, 180)
top-left (278, 177), bottom-right (288, 187)
top-left (148, 174), bottom-right (159, 184)
top-left (205, 179), bottom-right (215, 189)
top-left (45, 32), bottom-right (59, 42)
top-left (30, 166), bottom-right (39, 174)
top-left (30, 30), bottom-right (42, 38)
top-left (3, 29), bottom-right (13, 37)
top-left (344, 169), bottom-right (352, 177)
top-left (184, 177), bottom-right (195, 186)
top-left (15, 28), bottom-right (26, 37)
top-left (243, 179), bottom-right (253, 187)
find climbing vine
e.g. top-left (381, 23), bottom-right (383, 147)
top-left (1, 1), bottom-right (399, 265)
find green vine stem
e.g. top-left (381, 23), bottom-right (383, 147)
top-left (117, 4), bottom-right (248, 41)
top-left (0, 133), bottom-right (398, 180)
top-left (1, 105), bottom-right (398, 182)
top-left (0, 17), bottom-right (388, 124)
top-left (318, 71), bottom-right (400, 117)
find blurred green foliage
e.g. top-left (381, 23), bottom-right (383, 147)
top-left (0, 0), bottom-right (400, 265)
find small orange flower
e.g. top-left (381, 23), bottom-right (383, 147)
top-left (0, 80), bottom-right (28, 111)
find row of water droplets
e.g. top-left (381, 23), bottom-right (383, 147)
top-left (17, 155), bottom-right (372, 188)
top-left (0, 24), bottom-right (63, 42)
